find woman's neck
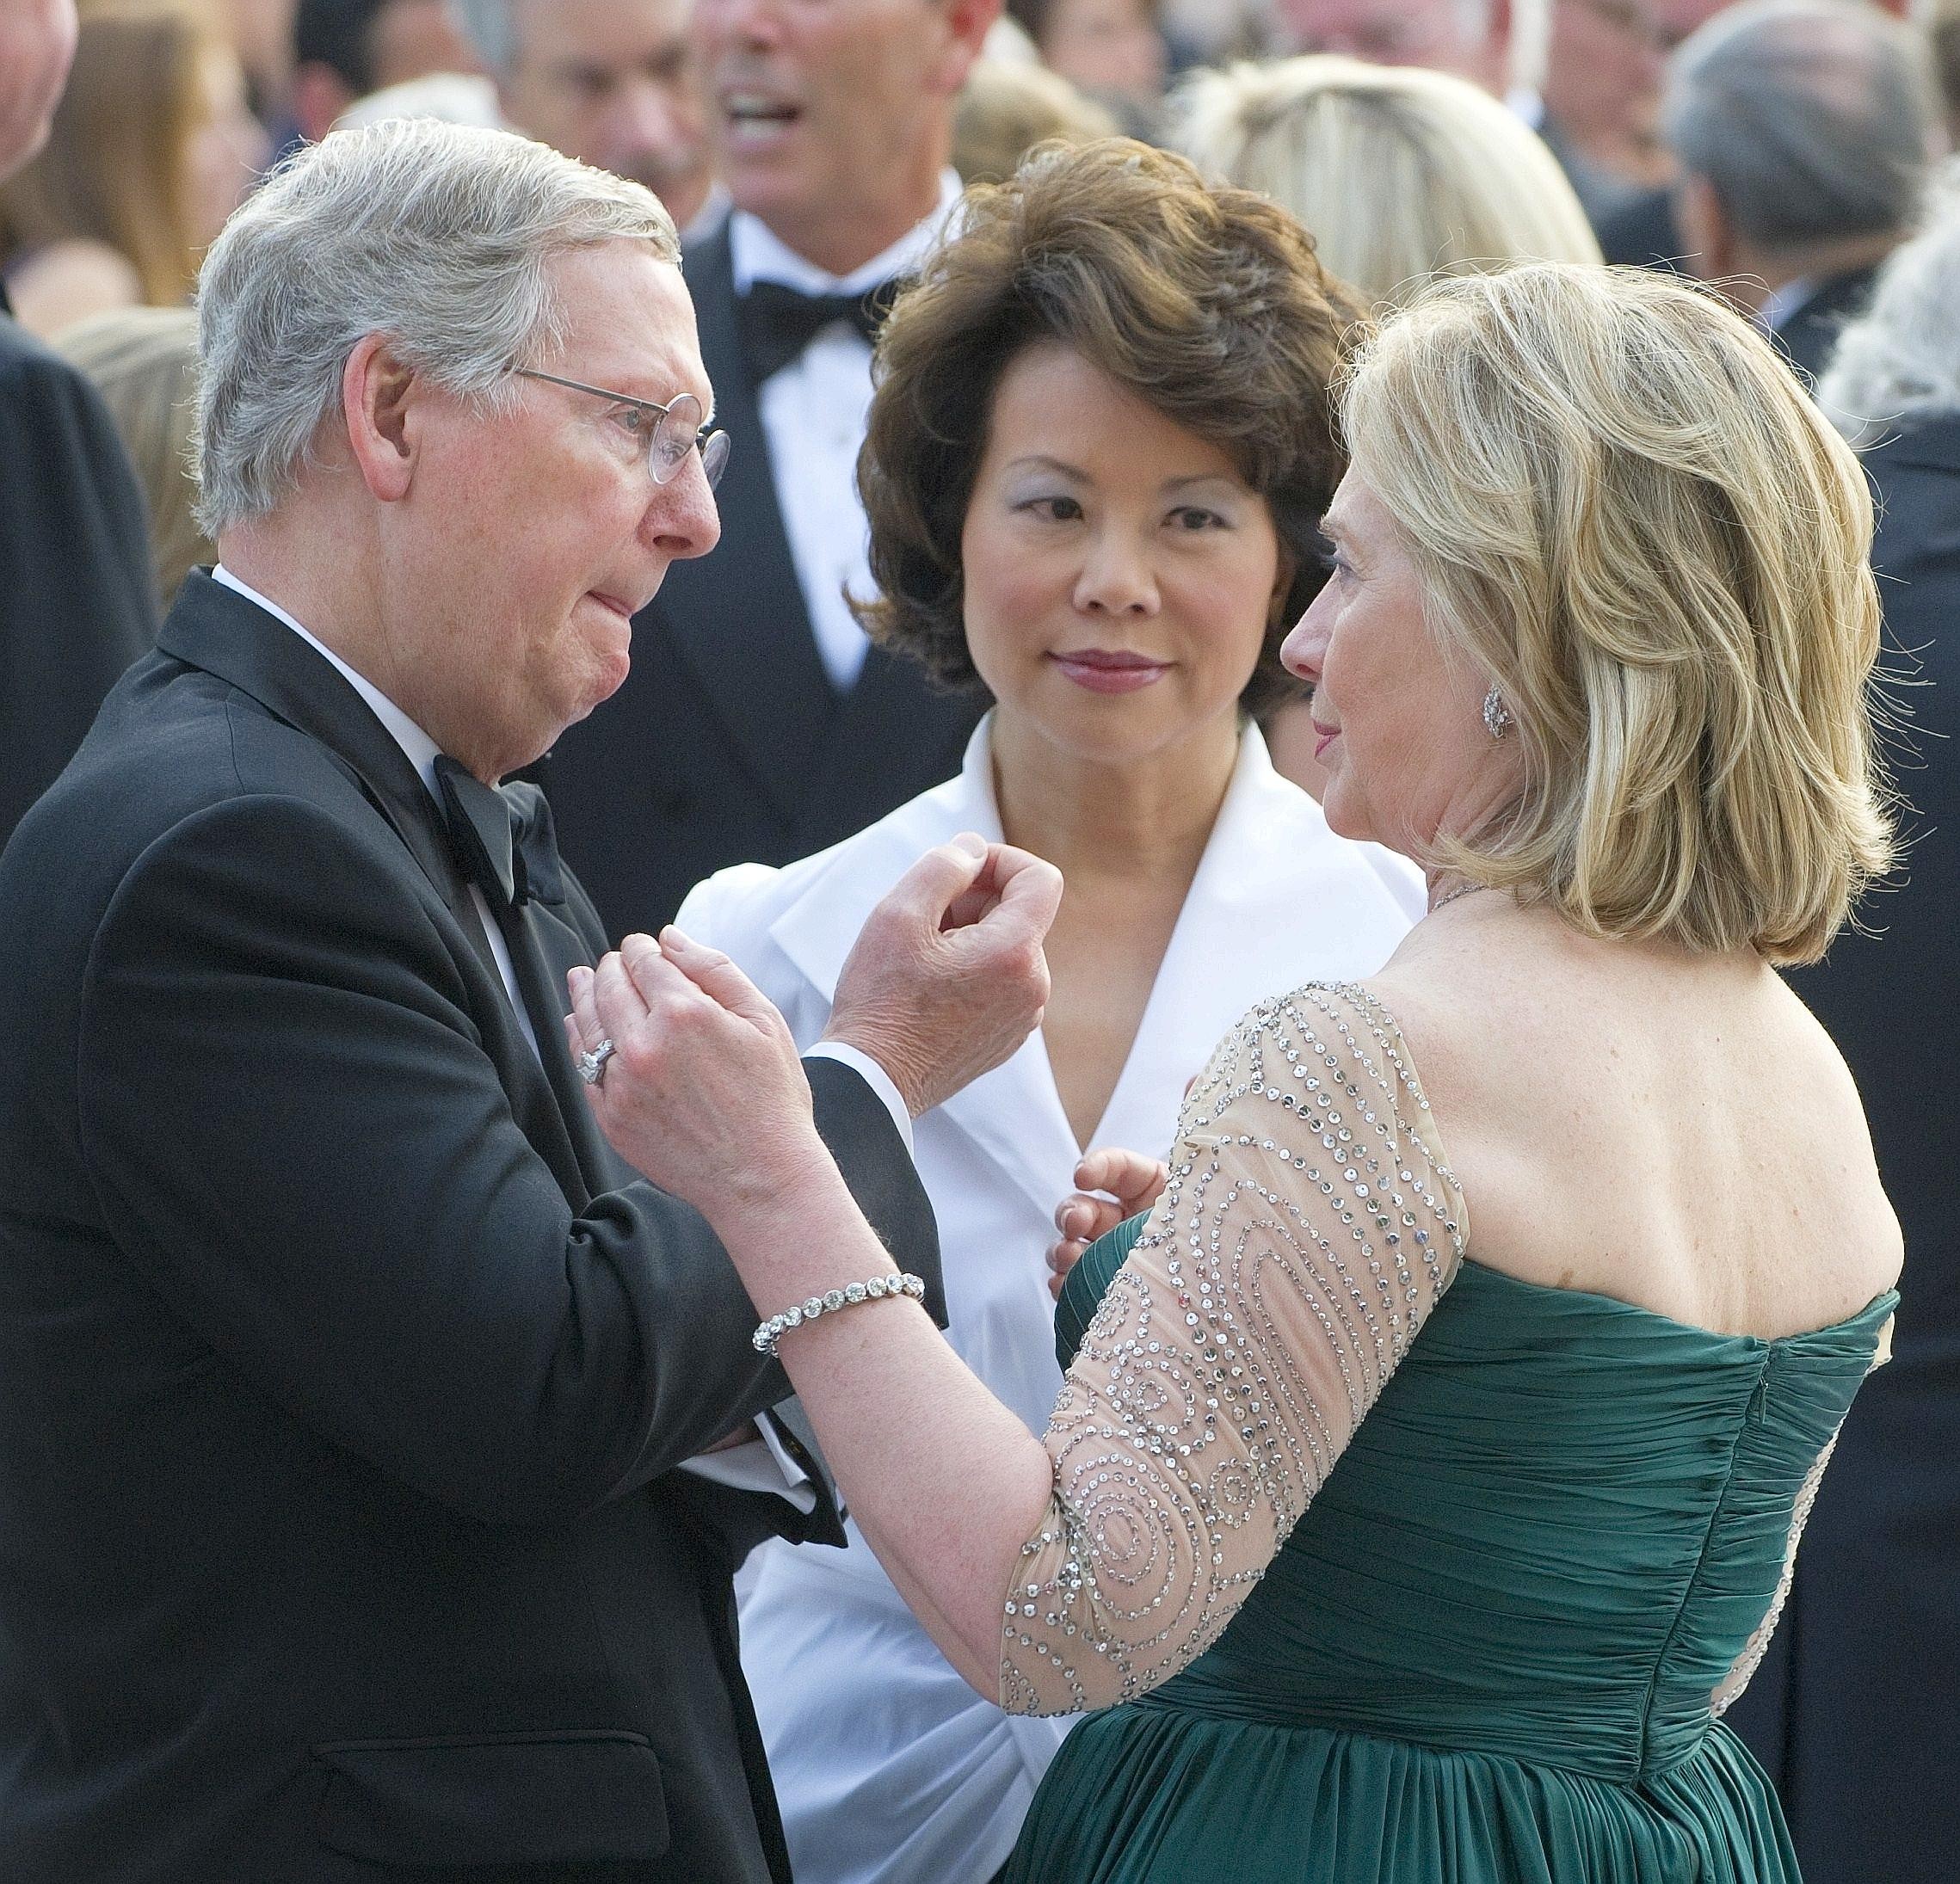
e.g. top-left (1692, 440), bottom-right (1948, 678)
top-left (989, 708), bottom-right (1242, 893)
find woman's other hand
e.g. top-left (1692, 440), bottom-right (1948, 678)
top-left (1047, 1147), bottom-right (1168, 1299)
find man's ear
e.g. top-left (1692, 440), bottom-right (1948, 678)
top-left (341, 332), bottom-right (420, 504)
top-left (927, 0), bottom-right (1003, 98)
top-left (1673, 173), bottom-right (1730, 287)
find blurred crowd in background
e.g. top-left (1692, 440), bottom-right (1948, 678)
top-left (6, 0), bottom-right (1959, 628)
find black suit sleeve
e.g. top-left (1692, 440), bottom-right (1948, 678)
top-left (75, 791), bottom-right (936, 1528)
top-left (0, 327), bottom-right (157, 844)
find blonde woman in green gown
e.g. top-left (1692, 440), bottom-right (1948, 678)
top-left (569, 260), bottom-right (1903, 1882)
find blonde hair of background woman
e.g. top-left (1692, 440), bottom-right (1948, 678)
top-left (0, 0), bottom-right (232, 311)
top-left (1174, 55), bottom-right (1599, 309)
top-left (56, 305), bottom-right (210, 610)
top-left (1341, 262), bottom-right (1893, 964)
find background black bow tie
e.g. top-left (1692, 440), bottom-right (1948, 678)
top-left (435, 755), bottom-right (565, 912)
top-left (736, 278), bottom-right (903, 387)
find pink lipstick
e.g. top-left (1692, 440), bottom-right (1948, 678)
top-left (1050, 649), bottom-right (1170, 695)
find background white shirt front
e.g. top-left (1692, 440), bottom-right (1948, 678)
top-left (727, 173), bottom-right (964, 693)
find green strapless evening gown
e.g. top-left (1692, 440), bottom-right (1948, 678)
top-left (1005, 1215), bottom-right (1895, 1884)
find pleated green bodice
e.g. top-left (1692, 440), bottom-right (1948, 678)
top-left (1008, 1217), bottom-right (1895, 1883)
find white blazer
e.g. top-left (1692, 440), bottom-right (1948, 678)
top-left (677, 717), bottom-right (1426, 1884)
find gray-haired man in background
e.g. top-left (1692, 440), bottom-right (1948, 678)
top-left (1664, 0), bottom-right (1938, 383)
top-left (0, 117), bottom-right (1055, 1884)
top-left (458, 0), bottom-right (720, 233)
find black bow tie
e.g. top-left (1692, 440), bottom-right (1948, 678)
top-left (736, 277), bottom-right (902, 387)
top-left (434, 755), bottom-right (565, 912)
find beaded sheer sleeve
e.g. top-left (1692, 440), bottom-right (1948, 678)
top-left (1000, 982), bottom-right (1469, 1717)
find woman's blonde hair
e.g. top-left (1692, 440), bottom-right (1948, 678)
top-left (952, 58), bottom-right (1119, 187)
top-left (1341, 262), bottom-right (1893, 966)
top-left (0, 0), bottom-right (220, 307)
top-left (1174, 55), bottom-right (1599, 310)
top-left (56, 307), bottom-right (209, 608)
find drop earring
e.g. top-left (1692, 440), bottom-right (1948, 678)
top-left (1482, 685), bottom-right (1512, 741)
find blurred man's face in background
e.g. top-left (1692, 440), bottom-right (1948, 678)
top-left (695, 0), bottom-right (994, 274)
top-left (0, 0), bottom-right (78, 179)
top-left (1273, 0), bottom-right (1503, 90)
top-left (1543, 0), bottom-right (1667, 162)
top-left (502, 0), bottom-right (713, 231)
top-left (1037, 0), bottom-right (1166, 108)
top-left (369, 0), bottom-right (478, 83)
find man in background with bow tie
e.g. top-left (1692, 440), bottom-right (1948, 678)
top-left (539, 0), bottom-right (1000, 937)
top-left (0, 117), bottom-right (1057, 1884)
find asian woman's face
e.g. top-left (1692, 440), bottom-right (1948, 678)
top-left (959, 342), bottom-right (1285, 768)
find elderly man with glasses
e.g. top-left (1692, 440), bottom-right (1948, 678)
top-left (0, 117), bottom-right (1057, 1884)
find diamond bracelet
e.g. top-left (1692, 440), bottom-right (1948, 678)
top-left (752, 1271), bottom-right (927, 1356)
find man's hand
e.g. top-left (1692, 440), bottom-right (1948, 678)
top-left (1046, 1147), bottom-right (1168, 1301)
top-left (824, 833), bottom-right (1063, 1118)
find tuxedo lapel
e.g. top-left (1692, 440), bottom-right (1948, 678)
top-left (512, 896), bottom-right (626, 1198)
top-left (156, 574), bottom-right (600, 1204)
top-left (651, 227), bottom-right (836, 821)
top-left (158, 574), bottom-right (463, 915)
top-left (792, 644), bottom-right (982, 849)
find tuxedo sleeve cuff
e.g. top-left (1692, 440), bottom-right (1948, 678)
top-left (804, 1041), bottom-right (913, 1153)
top-left (676, 1425), bottom-right (817, 1513)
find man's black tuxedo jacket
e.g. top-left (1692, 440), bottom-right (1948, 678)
top-left (536, 219), bottom-right (984, 939)
top-left (1723, 416), bottom-right (1960, 1884)
top-left (1769, 265), bottom-right (1880, 389)
top-left (0, 299), bottom-right (157, 847)
top-left (0, 572), bottom-right (942, 1884)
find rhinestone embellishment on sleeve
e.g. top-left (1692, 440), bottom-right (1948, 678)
top-left (999, 983), bottom-right (1468, 1717)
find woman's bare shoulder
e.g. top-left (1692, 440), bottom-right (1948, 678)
top-left (1353, 910), bottom-right (1567, 1118)
top-left (1354, 914), bottom-right (1903, 1333)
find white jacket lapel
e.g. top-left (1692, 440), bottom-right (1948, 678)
top-left (1094, 726), bottom-right (1424, 1161)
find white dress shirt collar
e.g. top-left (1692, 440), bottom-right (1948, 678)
top-left (1760, 276), bottom-right (1821, 336)
top-left (729, 169), bottom-right (964, 297)
top-left (212, 564), bottom-right (443, 799)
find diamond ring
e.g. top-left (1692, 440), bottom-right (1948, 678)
top-left (576, 1038), bottom-right (617, 1087)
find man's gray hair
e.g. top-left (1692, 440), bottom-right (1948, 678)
top-left (1820, 157), bottom-right (1960, 441)
top-left (1663, 0), bottom-right (1936, 253)
top-left (193, 118), bottom-right (678, 535)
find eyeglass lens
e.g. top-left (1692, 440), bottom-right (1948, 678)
top-left (650, 392), bottom-right (730, 492)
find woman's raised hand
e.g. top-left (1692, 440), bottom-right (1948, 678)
top-left (1046, 1147), bottom-right (1169, 1301)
